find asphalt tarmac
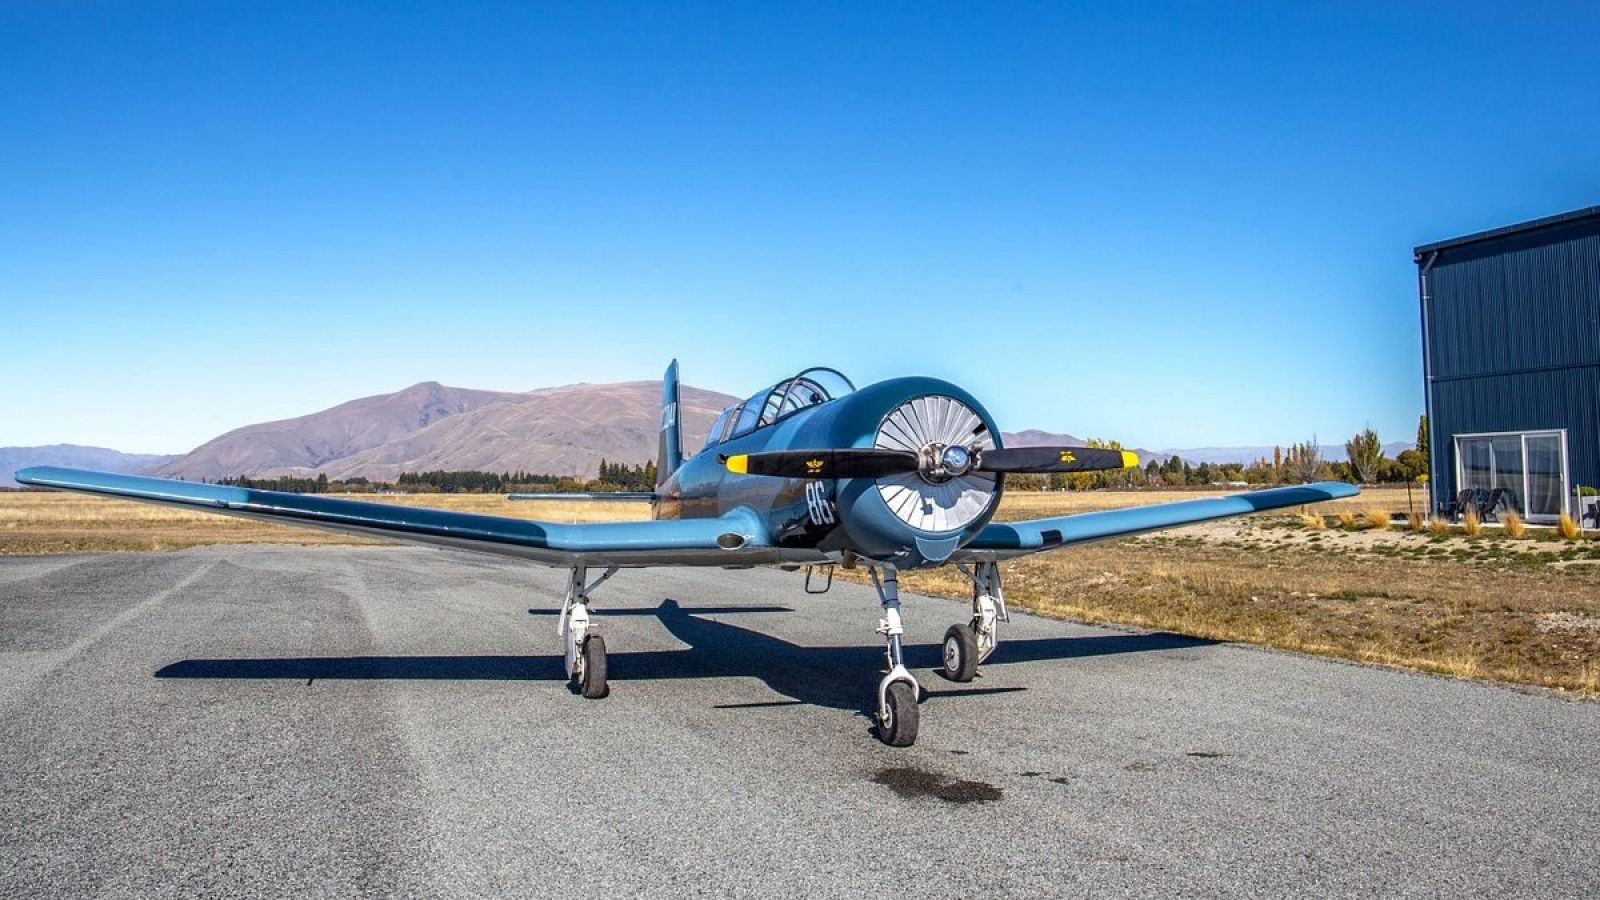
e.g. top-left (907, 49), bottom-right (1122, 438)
top-left (2, 545), bottom-right (1597, 898)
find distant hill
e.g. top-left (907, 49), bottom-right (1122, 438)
top-left (1, 445), bottom-right (179, 488)
top-left (1002, 428), bottom-right (1083, 447)
top-left (291, 381), bottom-right (734, 482)
top-left (11, 382), bottom-right (1405, 486)
top-left (154, 382), bottom-right (523, 481)
top-left (155, 380), bottom-right (737, 483)
top-left (1001, 429), bottom-right (1165, 466)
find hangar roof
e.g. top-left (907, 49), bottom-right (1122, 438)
top-left (1414, 204), bottom-right (1600, 260)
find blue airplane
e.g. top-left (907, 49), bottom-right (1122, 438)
top-left (17, 362), bottom-right (1356, 746)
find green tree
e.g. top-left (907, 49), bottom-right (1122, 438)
top-left (1289, 437), bottom-right (1321, 483)
top-left (1395, 449), bottom-right (1428, 481)
top-left (1344, 427), bottom-right (1383, 484)
top-left (1415, 414), bottom-right (1430, 473)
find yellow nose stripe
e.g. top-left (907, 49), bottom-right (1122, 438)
top-left (725, 454), bottom-right (749, 474)
top-left (1121, 451), bottom-right (1139, 469)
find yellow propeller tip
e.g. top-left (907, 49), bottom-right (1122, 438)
top-left (1121, 451), bottom-right (1139, 469)
top-left (725, 454), bottom-right (749, 474)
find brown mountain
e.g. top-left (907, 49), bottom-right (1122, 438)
top-left (157, 380), bottom-right (736, 482)
top-left (154, 380), bottom-right (1159, 484)
top-left (308, 381), bottom-right (732, 481)
top-left (156, 382), bottom-right (524, 481)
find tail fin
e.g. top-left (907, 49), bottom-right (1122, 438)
top-left (657, 359), bottom-right (682, 487)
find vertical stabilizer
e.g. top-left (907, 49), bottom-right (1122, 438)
top-left (657, 359), bottom-right (682, 487)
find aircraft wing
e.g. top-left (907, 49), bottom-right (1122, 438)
top-left (14, 467), bottom-right (773, 568)
top-left (954, 482), bottom-right (1359, 561)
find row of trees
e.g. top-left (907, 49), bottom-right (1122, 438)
top-left (219, 474), bottom-right (332, 493)
top-left (595, 459), bottom-right (656, 491)
top-left (214, 416), bottom-right (1432, 495)
top-left (1007, 416), bottom-right (1431, 491)
top-left (218, 459), bottom-right (660, 494)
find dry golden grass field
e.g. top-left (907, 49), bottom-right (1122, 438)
top-left (3, 485), bottom-right (1596, 694)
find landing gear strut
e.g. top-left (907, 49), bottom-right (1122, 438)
top-left (940, 561), bottom-right (1006, 683)
top-left (870, 566), bottom-right (921, 746)
top-left (559, 564), bottom-right (617, 699)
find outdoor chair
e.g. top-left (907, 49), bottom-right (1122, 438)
top-left (1439, 488), bottom-right (1478, 523)
top-left (1472, 486), bottom-right (1510, 522)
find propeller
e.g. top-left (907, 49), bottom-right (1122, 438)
top-left (721, 445), bottom-right (1137, 480)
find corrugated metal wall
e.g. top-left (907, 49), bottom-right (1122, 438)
top-left (1421, 214), bottom-right (1600, 510)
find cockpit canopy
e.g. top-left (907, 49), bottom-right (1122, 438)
top-left (703, 367), bottom-right (855, 449)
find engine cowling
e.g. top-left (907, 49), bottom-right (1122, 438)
top-left (828, 378), bottom-right (1004, 568)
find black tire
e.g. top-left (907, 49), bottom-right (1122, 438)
top-left (879, 681), bottom-right (919, 747)
top-left (941, 623), bottom-right (979, 683)
top-left (579, 635), bottom-right (609, 699)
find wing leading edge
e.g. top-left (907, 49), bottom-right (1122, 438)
top-left (956, 481), bottom-right (1359, 561)
top-left (13, 467), bottom-right (773, 567)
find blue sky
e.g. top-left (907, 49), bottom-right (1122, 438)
top-left (3, 2), bottom-right (1597, 454)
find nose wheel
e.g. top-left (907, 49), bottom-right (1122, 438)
top-left (880, 681), bottom-right (919, 746)
top-left (870, 566), bottom-right (923, 746)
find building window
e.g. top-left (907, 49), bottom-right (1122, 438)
top-left (1454, 430), bottom-right (1568, 522)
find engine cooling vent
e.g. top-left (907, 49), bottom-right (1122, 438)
top-left (873, 395), bottom-right (999, 532)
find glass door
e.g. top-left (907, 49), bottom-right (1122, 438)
top-left (1524, 434), bottom-right (1564, 519)
top-left (1453, 430), bottom-right (1567, 523)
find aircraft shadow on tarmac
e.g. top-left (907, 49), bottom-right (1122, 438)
top-left (155, 599), bottom-right (1214, 716)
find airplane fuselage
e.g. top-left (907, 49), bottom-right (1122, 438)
top-left (655, 376), bottom-right (1005, 569)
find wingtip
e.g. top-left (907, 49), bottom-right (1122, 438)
top-left (13, 466), bottom-right (50, 486)
top-left (1316, 480), bottom-right (1361, 498)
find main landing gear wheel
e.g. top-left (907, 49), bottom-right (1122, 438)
top-left (577, 635), bottom-right (608, 699)
top-left (879, 681), bottom-right (919, 747)
top-left (941, 623), bottom-right (979, 683)
top-left (559, 564), bottom-right (617, 700)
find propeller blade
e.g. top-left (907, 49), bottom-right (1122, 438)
top-left (977, 447), bottom-right (1138, 474)
top-left (722, 449), bottom-right (919, 479)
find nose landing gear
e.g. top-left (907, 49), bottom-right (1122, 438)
top-left (869, 566), bottom-right (922, 746)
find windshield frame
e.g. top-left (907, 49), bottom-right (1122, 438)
top-left (700, 367), bottom-right (857, 450)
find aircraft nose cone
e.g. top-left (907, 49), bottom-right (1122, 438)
top-left (940, 445), bottom-right (972, 474)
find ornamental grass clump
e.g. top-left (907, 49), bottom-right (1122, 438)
top-left (1337, 510), bottom-right (1357, 530)
top-left (1558, 512), bottom-right (1581, 540)
top-left (1428, 516), bottom-right (1450, 536)
top-left (1364, 507), bottom-right (1391, 530)
top-left (1299, 513), bottom-right (1326, 530)
top-left (1462, 509), bottom-right (1482, 537)
top-left (1502, 509), bottom-right (1526, 538)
